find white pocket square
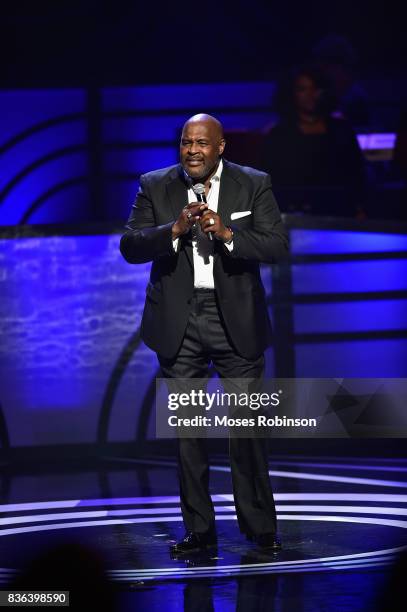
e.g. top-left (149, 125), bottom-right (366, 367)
top-left (230, 211), bottom-right (252, 220)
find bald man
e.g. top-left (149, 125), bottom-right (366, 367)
top-left (120, 114), bottom-right (289, 554)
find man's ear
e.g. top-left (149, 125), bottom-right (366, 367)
top-left (219, 138), bottom-right (226, 155)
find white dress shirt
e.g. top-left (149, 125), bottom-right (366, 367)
top-left (173, 158), bottom-right (233, 289)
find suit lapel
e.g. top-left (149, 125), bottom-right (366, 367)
top-left (214, 160), bottom-right (242, 262)
top-left (166, 165), bottom-right (189, 220)
top-left (217, 160), bottom-right (242, 225)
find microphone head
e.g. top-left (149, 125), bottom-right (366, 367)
top-left (192, 183), bottom-right (205, 196)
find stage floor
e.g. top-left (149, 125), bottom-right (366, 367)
top-left (1, 453), bottom-right (406, 611)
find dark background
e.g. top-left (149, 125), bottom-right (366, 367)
top-left (1, 0), bottom-right (405, 87)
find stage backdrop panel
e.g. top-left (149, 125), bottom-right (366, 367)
top-left (1, 224), bottom-right (407, 449)
top-left (0, 90), bottom-right (89, 225)
top-left (0, 233), bottom-right (154, 447)
top-left (290, 229), bottom-right (407, 377)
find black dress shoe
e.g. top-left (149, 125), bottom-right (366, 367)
top-left (255, 533), bottom-right (282, 550)
top-left (170, 531), bottom-right (217, 555)
top-left (248, 533), bottom-right (282, 550)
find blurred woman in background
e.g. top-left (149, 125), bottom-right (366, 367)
top-left (262, 65), bottom-right (366, 216)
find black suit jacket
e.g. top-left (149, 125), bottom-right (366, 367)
top-left (120, 159), bottom-right (289, 359)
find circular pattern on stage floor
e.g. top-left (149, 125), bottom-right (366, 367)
top-left (1, 461), bottom-right (407, 583)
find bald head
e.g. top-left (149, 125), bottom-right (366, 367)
top-left (182, 113), bottom-right (224, 140)
top-left (180, 113), bottom-right (225, 182)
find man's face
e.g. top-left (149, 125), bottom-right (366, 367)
top-left (180, 121), bottom-right (225, 181)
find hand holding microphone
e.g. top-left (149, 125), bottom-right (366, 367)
top-left (192, 183), bottom-right (213, 242)
top-left (172, 201), bottom-right (208, 240)
top-left (172, 182), bottom-right (232, 243)
top-left (192, 183), bottom-right (232, 242)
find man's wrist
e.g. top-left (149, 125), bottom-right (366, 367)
top-left (222, 227), bottom-right (233, 244)
top-left (172, 223), bottom-right (183, 240)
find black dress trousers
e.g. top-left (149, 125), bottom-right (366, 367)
top-left (158, 289), bottom-right (278, 536)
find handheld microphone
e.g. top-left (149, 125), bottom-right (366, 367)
top-left (192, 183), bottom-right (213, 241)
